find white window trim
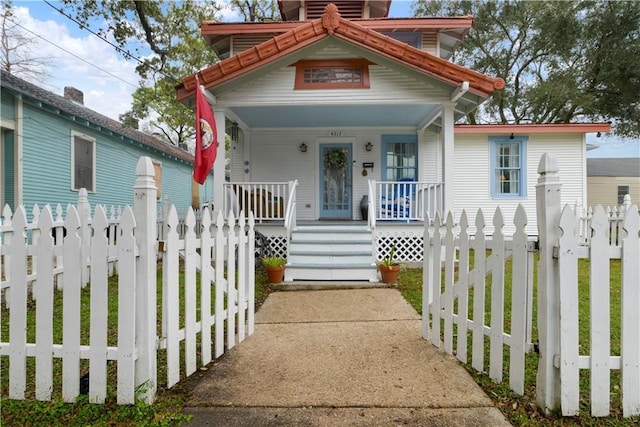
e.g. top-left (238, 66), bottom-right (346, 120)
top-left (70, 130), bottom-right (96, 193)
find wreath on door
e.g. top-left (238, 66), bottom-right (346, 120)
top-left (324, 148), bottom-right (348, 169)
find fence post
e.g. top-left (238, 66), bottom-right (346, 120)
top-left (535, 152), bottom-right (562, 414)
top-left (77, 188), bottom-right (91, 287)
top-left (133, 157), bottom-right (157, 404)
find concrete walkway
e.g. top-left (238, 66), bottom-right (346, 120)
top-left (183, 288), bottom-right (511, 426)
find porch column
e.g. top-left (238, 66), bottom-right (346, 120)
top-left (213, 110), bottom-right (226, 213)
top-left (442, 102), bottom-right (455, 215)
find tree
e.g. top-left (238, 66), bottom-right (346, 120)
top-left (228, 0), bottom-right (280, 22)
top-left (59, 0), bottom-right (220, 148)
top-left (412, 0), bottom-right (640, 136)
top-left (59, 0), bottom-right (281, 148)
top-left (0, 0), bottom-right (52, 81)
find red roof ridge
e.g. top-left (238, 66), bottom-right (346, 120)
top-left (177, 3), bottom-right (503, 100)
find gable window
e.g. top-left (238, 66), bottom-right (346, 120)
top-left (490, 136), bottom-right (528, 198)
top-left (382, 135), bottom-right (417, 181)
top-left (71, 131), bottom-right (95, 192)
top-left (294, 59), bottom-right (370, 89)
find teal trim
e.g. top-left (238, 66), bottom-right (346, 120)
top-left (489, 135), bottom-right (528, 198)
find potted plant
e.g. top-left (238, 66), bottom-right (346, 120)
top-left (378, 245), bottom-right (400, 284)
top-left (262, 255), bottom-right (286, 284)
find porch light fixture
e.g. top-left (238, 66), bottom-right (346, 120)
top-left (365, 142), bottom-right (373, 151)
top-left (509, 133), bottom-right (515, 140)
top-left (230, 122), bottom-right (239, 142)
top-left (299, 143), bottom-right (308, 152)
top-left (597, 132), bottom-right (602, 137)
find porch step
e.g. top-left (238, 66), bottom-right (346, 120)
top-left (285, 224), bottom-right (377, 282)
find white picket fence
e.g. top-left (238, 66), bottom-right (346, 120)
top-left (423, 205), bottom-right (536, 395)
top-left (423, 153), bottom-right (640, 418)
top-left (0, 157), bottom-right (255, 405)
top-left (159, 206), bottom-right (256, 389)
top-left (557, 203), bottom-right (640, 417)
top-left (576, 194), bottom-right (633, 246)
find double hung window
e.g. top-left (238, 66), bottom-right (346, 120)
top-left (490, 136), bottom-right (527, 198)
top-left (382, 135), bottom-right (417, 181)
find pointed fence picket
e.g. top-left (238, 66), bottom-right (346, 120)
top-left (423, 204), bottom-right (536, 397)
top-left (0, 156), bottom-right (256, 405)
top-left (159, 206), bottom-right (256, 389)
top-left (1, 202), bottom-right (139, 404)
top-left (423, 154), bottom-right (640, 418)
top-left (557, 204), bottom-right (640, 417)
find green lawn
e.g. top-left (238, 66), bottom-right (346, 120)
top-left (397, 256), bottom-right (637, 426)
top-left (2, 258), bottom-right (637, 426)
top-left (0, 266), bottom-right (271, 426)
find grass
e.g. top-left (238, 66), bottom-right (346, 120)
top-left (396, 256), bottom-right (638, 426)
top-left (2, 257), bottom-right (637, 426)
top-left (0, 264), bottom-right (272, 426)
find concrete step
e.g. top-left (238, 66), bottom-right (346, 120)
top-left (288, 243), bottom-right (372, 254)
top-left (288, 253), bottom-right (373, 265)
top-left (284, 265), bottom-right (378, 282)
top-left (286, 224), bottom-right (376, 282)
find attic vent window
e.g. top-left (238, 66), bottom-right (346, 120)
top-left (294, 60), bottom-right (370, 89)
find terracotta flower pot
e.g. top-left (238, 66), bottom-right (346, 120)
top-left (265, 266), bottom-right (285, 284)
top-left (379, 264), bottom-right (400, 284)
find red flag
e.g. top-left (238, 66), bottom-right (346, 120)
top-left (193, 82), bottom-right (217, 184)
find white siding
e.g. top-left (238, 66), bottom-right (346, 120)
top-left (419, 130), bottom-right (441, 183)
top-left (454, 133), bottom-right (586, 235)
top-left (231, 127), bottom-right (415, 221)
top-left (216, 44), bottom-right (449, 107)
top-left (231, 129), bottom-right (588, 226)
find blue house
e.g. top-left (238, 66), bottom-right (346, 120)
top-left (1, 70), bottom-right (212, 215)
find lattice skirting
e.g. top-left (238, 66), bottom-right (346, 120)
top-left (257, 228), bottom-right (424, 263)
top-left (258, 233), bottom-right (288, 259)
top-left (375, 230), bottom-right (424, 262)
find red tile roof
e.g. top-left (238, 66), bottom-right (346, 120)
top-left (177, 3), bottom-right (504, 101)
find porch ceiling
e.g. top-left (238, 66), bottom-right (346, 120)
top-left (229, 104), bottom-right (437, 128)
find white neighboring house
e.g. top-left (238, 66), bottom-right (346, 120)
top-left (587, 157), bottom-right (640, 208)
top-left (176, 1), bottom-right (610, 281)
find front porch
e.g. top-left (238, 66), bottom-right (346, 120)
top-left (221, 180), bottom-right (437, 279)
top-left (223, 180), bottom-right (444, 224)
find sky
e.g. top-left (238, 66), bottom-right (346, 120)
top-left (6, 0), bottom-right (638, 158)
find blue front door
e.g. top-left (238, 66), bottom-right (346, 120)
top-left (319, 143), bottom-right (352, 219)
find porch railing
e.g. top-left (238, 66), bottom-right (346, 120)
top-left (223, 182), bottom-right (290, 222)
top-left (283, 180), bottom-right (298, 259)
top-left (370, 180), bottom-right (444, 222)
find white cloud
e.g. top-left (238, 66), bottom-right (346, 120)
top-left (215, 0), bottom-right (243, 22)
top-left (11, 5), bottom-right (139, 121)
